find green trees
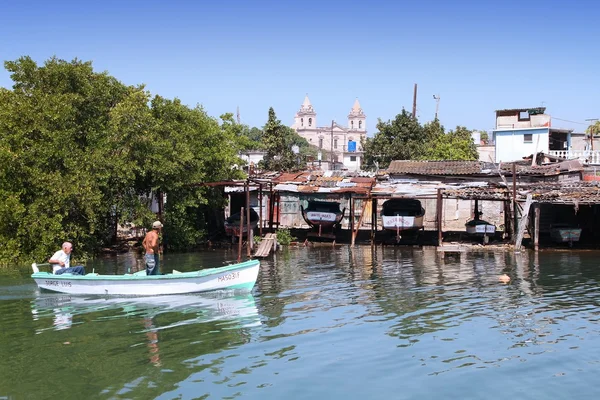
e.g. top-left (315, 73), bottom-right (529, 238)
top-left (362, 111), bottom-right (479, 170)
top-left (422, 125), bottom-right (479, 161)
top-left (0, 56), bottom-right (243, 264)
top-left (260, 107), bottom-right (313, 171)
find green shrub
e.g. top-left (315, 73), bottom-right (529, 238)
top-left (276, 229), bottom-right (295, 246)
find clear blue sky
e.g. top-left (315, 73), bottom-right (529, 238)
top-left (1, 0), bottom-right (598, 135)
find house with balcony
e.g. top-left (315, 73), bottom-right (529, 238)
top-left (492, 107), bottom-right (575, 163)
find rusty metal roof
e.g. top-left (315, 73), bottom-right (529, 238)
top-left (499, 159), bottom-right (583, 176)
top-left (387, 160), bottom-right (484, 176)
top-left (495, 107), bottom-right (546, 114)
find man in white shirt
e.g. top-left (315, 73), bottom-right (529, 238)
top-left (49, 242), bottom-right (85, 275)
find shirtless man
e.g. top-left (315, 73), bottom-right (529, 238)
top-left (142, 221), bottom-right (163, 275)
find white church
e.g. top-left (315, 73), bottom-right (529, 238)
top-left (291, 95), bottom-right (367, 171)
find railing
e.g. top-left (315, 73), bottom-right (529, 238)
top-left (548, 150), bottom-right (600, 165)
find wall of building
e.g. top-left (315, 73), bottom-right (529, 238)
top-left (477, 145), bottom-right (495, 163)
top-left (270, 193), bottom-right (505, 233)
top-left (239, 152), bottom-right (266, 167)
top-left (494, 128), bottom-right (549, 162)
top-left (342, 154), bottom-right (361, 171)
top-left (496, 113), bottom-right (551, 129)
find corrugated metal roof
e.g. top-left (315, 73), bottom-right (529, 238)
top-left (387, 160), bottom-right (484, 176)
top-left (495, 107), bottom-right (546, 113)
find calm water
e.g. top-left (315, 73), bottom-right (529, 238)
top-left (1, 247), bottom-right (600, 399)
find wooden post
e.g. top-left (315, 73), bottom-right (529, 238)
top-left (512, 163), bottom-right (517, 240)
top-left (238, 207), bottom-right (244, 262)
top-left (269, 182), bottom-right (274, 231)
top-left (259, 183), bottom-right (263, 237)
top-left (349, 194), bottom-right (354, 234)
top-left (436, 188), bottom-right (443, 246)
top-left (246, 181), bottom-right (252, 256)
top-left (275, 192), bottom-right (280, 230)
top-left (504, 194), bottom-right (512, 240)
top-left (352, 197), bottom-right (369, 246)
top-left (371, 198), bottom-right (376, 247)
top-left (534, 203), bottom-right (540, 251)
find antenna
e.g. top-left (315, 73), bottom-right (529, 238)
top-left (236, 106), bottom-right (240, 124)
top-left (433, 95), bottom-right (441, 120)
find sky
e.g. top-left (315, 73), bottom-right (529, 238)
top-left (1, 0), bottom-right (598, 135)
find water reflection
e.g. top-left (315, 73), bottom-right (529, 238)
top-left (3, 247), bottom-right (600, 399)
top-left (30, 292), bottom-right (261, 333)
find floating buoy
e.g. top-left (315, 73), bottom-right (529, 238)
top-left (498, 274), bottom-right (511, 284)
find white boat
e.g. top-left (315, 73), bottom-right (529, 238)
top-left (381, 199), bottom-right (425, 231)
top-left (465, 220), bottom-right (496, 235)
top-left (301, 200), bottom-right (345, 240)
top-left (31, 259), bottom-right (260, 296)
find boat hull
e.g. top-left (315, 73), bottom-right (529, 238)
top-left (466, 224), bottom-right (496, 235)
top-left (381, 215), bottom-right (424, 231)
top-left (304, 211), bottom-right (343, 229)
top-left (32, 260), bottom-right (260, 296)
top-left (550, 228), bottom-right (582, 243)
top-left (225, 221), bottom-right (258, 237)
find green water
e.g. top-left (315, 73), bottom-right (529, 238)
top-left (1, 247), bottom-right (599, 399)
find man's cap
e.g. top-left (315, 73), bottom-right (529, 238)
top-left (62, 242), bottom-right (73, 249)
top-left (152, 221), bottom-right (163, 229)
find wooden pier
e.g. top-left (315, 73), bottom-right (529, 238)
top-left (254, 233), bottom-right (277, 258)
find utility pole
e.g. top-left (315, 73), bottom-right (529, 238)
top-left (586, 118), bottom-right (598, 151)
top-left (433, 94), bottom-right (440, 120)
top-left (236, 106), bottom-right (240, 124)
top-left (412, 83), bottom-right (418, 119)
top-left (330, 120), bottom-right (334, 169)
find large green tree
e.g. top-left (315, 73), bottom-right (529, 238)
top-left (0, 56), bottom-right (243, 264)
top-left (362, 111), bottom-right (479, 170)
top-left (260, 107), bottom-right (312, 171)
top-left (362, 109), bottom-right (425, 169)
top-left (421, 126), bottom-right (478, 160)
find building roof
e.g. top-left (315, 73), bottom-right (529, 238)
top-left (495, 107), bottom-right (546, 114)
top-left (387, 160), bottom-right (484, 176)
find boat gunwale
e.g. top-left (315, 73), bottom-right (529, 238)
top-left (31, 259), bottom-right (260, 281)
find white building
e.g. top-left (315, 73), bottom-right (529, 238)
top-left (291, 95), bottom-right (367, 171)
top-left (492, 107), bottom-right (573, 163)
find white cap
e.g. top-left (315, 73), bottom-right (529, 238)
top-left (152, 221), bottom-right (163, 229)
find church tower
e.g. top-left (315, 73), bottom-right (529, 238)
top-left (294, 94), bottom-right (317, 131)
top-left (347, 98), bottom-right (366, 132)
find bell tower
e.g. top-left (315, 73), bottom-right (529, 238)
top-left (348, 98), bottom-right (366, 132)
top-left (294, 94), bottom-right (317, 131)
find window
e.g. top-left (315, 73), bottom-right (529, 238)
top-left (524, 133), bottom-right (533, 143)
top-left (319, 138), bottom-right (323, 149)
top-left (334, 138), bottom-right (338, 149)
top-left (350, 156), bottom-right (357, 162)
top-left (301, 118), bottom-right (304, 126)
top-left (351, 121), bottom-right (354, 129)
top-left (359, 121), bottom-right (362, 129)
top-left (308, 118), bottom-right (312, 127)
top-left (518, 111), bottom-right (530, 121)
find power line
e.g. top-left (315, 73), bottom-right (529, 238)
top-left (551, 116), bottom-right (589, 125)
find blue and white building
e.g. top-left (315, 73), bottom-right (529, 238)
top-left (493, 107), bottom-right (574, 163)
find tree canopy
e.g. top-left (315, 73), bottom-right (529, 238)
top-left (362, 111), bottom-right (479, 170)
top-left (259, 107), bottom-right (314, 171)
top-left (0, 56), bottom-right (244, 264)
